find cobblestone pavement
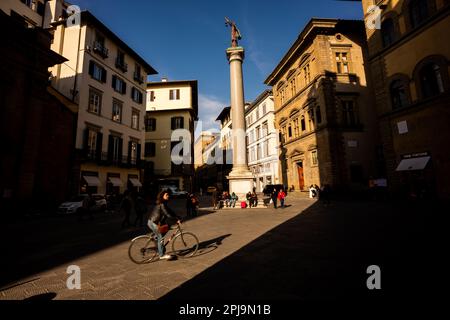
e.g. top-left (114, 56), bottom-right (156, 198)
top-left (0, 195), bottom-right (315, 300)
top-left (0, 194), bottom-right (445, 302)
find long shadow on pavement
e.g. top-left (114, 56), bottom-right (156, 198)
top-left (0, 199), bottom-right (207, 288)
top-left (159, 199), bottom-right (446, 302)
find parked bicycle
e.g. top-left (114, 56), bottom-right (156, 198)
top-left (128, 222), bottom-right (199, 264)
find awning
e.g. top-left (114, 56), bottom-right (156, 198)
top-left (396, 156), bottom-right (430, 171)
top-left (108, 177), bottom-right (123, 187)
top-left (83, 176), bottom-right (101, 186)
top-left (129, 178), bottom-right (142, 187)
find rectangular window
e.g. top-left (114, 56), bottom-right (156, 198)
top-left (88, 88), bottom-right (102, 115)
top-left (336, 52), bottom-right (349, 74)
top-left (115, 51), bottom-right (127, 72)
top-left (301, 117), bottom-right (306, 131)
top-left (288, 126), bottom-right (292, 138)
top-left (145, 142), bottom-right (156, 157)
top-left (262, 122), bottom-right (268, 137)
top-left (294, 118), bottom-right (299, 137)
top-left (291, 79), bottom-right (296, 97)
top-left (262, 103), bottom-right (267, 115)
top-left (316, 106), bottom-right (322, 124)
top-left (256, 126), bottom-right (261, 140)
top-left (171, 117), bottom-right (184, 129)
top-left (256, 108), bottom-right (259, 120)
top-left (93, 33), bottom-right (108, 58)
top-left (342, 100), bottom-right (358, 127)
top-left (89, 61), bottom-right (107, 83)
top-left (265, 140), bottom-right (269, 157)
top-left (311, 150), bottom-right (318, 166)
top-left (145, 117), bottom-right (156, 132)
top-left (149, 91), bottom-right (155, 102)
top-left (112, 75), bottom-right (126, 94)
top-left (308, 110), bottom-right (315, 131)
top-left (88, 130), bottom-right (97, 158)
top-left (112, 99), bottom-right (122, 122)
top-left (130, 141), bottom-right (138, 161)
top-left (134, 64), bottom-right (143, 83)
top-left (169, 89), bottom-right (180, 100)
top-left (304, 64), bottom-right (311, 84)
top-left (131, 87), bottom-right (143, 104)
top-left (131, 110), bottom-right (139, 130)
top-left (109, 135), bottom-right (121, 163)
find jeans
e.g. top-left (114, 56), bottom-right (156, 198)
top-left (148, 221), bottom-right (165, 256)
top-left (230, 199), bottom-right (236, 207)
top-left (280, 199), bottom-right (285, 208)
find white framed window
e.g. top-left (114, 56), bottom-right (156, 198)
top-left (112, 99), bottom-right (122, 122)
top-left (131, 110), bottom-right (139, 129)
top-left (88, 88), bottom-right (102, 114)
top-left (169, 89), bottom-right (180, 100)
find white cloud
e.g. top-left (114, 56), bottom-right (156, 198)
top-left (197, 94), bottom-right (227, 137)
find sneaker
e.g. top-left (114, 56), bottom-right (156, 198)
top-left (159, 254), bottom-right (172, 260)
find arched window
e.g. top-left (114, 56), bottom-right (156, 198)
top-left (419, 63), bottom-right (445, 98)
top-left (409, 0), bottom-right (429, 28)
top-left (390, 80), bottom-right (410, 109)
top-left (381, 19), bottom-right (396, 47)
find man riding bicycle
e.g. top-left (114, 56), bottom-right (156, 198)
top-left (147, 190), bottom-right (181, 260)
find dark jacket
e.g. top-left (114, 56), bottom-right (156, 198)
top-left (148, 202), bottom-right (180, 225)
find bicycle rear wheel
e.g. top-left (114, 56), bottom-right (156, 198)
top-left (128, 235), bottom-right (158, 264)
top-left (171, 232), bottom-right (199, 258)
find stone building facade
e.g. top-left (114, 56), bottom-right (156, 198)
top-left (265, 19), bottom-right (378, 192)
top-left (361, 0), bottom-right (450, 199)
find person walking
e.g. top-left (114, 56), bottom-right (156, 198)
top-left (271, 189), bottom-right (278, 209)
top-left (147, 191), bottom-right (181, 260)
top-left (212, 188), bottom-right (218, 209)
top-left (278, 188), bottom-right (286, 208)
top-left (191, 194), bottom-right (199, 216)
top-left (186, 194), bottom-right (194, 217)
top-left (79, 192), bottom-right (95, 221)
top-left (134, 194), bottom-right (147, 227)
top-left (120, 190), bottom-right (133, 229)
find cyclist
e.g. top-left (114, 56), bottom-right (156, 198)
top-left (147, 190), bottom-right (181, 260)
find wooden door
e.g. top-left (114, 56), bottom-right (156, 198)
top-left (297, 163), bottom-right (305, 191)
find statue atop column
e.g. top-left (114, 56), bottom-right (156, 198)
top-left (225, 17), bottom-right (242, 48)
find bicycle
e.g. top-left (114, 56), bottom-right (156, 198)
top-left (128, 222), bottom-right (199, 264)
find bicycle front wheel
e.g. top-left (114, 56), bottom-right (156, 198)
top-left (171, 232), bottom-right (199, 258)
top-left (128, 235), bottom-right (158, 264)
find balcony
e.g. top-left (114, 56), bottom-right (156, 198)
top-left (82, 152), bottom-right (141, 168)
top-left (93, 41), bottom-right (109, 58)
top-left (115, 57), bottom-right (128, 72)
top-left (133, 71), bottom-right (144, 84)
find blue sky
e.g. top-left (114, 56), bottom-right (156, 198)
top-left (74, 0), bottom-right (363, 131)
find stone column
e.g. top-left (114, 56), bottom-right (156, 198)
top-left (226, 47), bottom-right (254, 201)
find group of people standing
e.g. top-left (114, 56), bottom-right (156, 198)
top-left (270, 188), bottom-right (286, 209)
